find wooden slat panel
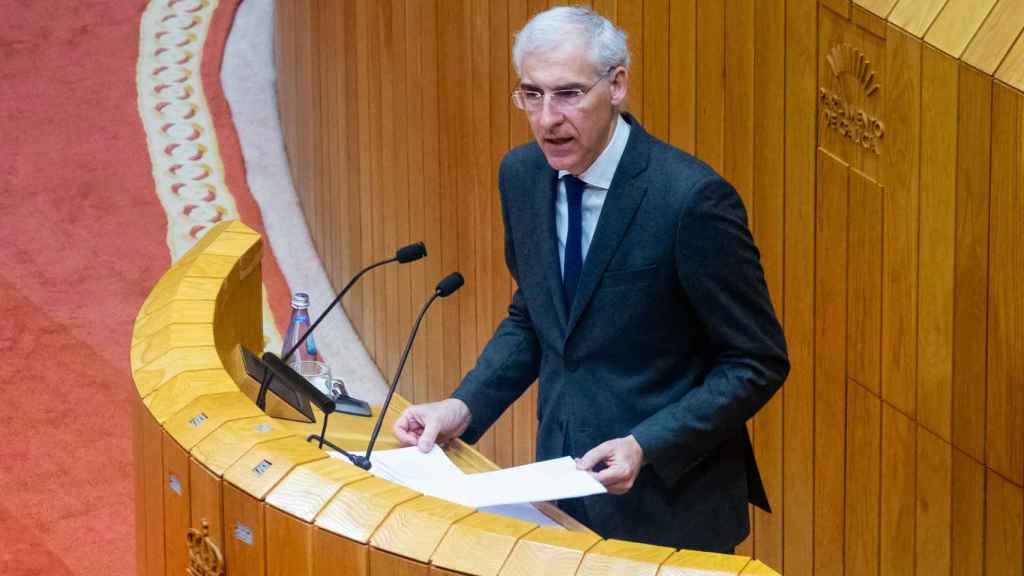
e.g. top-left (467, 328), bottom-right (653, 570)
top-left (996, 29), bottom-right (1024, 91)
top-left (576, 539), bottom-right (674, 576)
top-left (814, 148), bottom-right (848, 576)
top-left (163, 434), bottom-right (192, 576)
top-left (370, 496), bottom-right (475, 563)
top-left (881, 25), bottom-right (921, 418)
top-left (430, 512), bottom-right (536, 576)
top-left (642, 0), bottom-right (669, 140)
top-left (844, 382), bottom-right (881, 576)
top-left (142, 405), bottom-right (166, 576)
top-left (847, 169), bottom-right (883, 395)
top-left (618, 0), bottom-right (643, 121)
top-left (821, 0), bottom-right (851, 19)
top-left (370, 546), bottom-right (429, 575)
top-left (751, 0), bottom-right (786, 567)
top-left (489, 0), bottom-right (515, 469)
top-left (313, 531), bottom-right (369, 576)
top-left (924, 0), bottom-right (999, 58)
top-left (266, 505), bottom-right (313, 576)
top-left (695, 0), bottom-right (724, 172)
top-left (887, 0), bottom-right (946, 38)
top-left (917, 45), bottom-right (958, 442)
top-left (782, 1), bottom-right (818, 573)
top-left (499, 527), bottom-right (600, 576)
top-left (223, 482), bottom-right (266, 576)
top-left (133, 397), bottom-right (147, 574)
top-left (952, 64), bottom-right (992, 462)
top-left (916, 427), bottom-right (952, 576)
top-left (987, 83), bottom-right (1024, 486)
top-left (985, 471), bottom-right (1024, 576)
top-left (659, 549), bottom-right (751, 575)
top-left (962, 0), bottom-right (1024, 75)
top-left (951, 450), bottom-right (984, 576)
top-left (667, 0), bottom-right (696, 153)
top-left (856, 0), bottom-right (898, 18)
top-left (471, 0), bottom-right (496, 462)
top-left (723, 0), bottom-right (755, 217)
top-left (190, 459), bottom-right (226, 553)
top-left (315, 477), bottom-right (419, 544)
top-left (880, 405), bottom-right (915, 575)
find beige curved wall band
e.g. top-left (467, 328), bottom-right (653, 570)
top-left (137, 0), bottom-right (281, 350)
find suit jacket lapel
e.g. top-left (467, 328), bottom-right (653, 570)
top-left (566, 116), bottom-right (651, 338)
top-left (530, 162), bottom-right (568, 329)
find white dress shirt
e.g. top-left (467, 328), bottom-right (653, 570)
top-left (556, 114), bottom-right (631, 278)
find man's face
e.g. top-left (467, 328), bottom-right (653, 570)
top-left (518, 43), bottom-right (628, 175)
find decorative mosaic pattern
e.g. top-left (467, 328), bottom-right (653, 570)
top-left (137, 0), bottom-right (281, 350)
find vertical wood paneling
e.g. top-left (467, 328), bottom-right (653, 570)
top-left (917, 46), bottom-right (958, 442)
top-left (987, 83), bottom-right (1024, 486)
top-left (782, 1), bottom-right (818, 573)
top-left (916, 428), bottom-right (952, 576)
top-left (880, 25), bottom-right (920, 419)
top-left (814, 148), bottom-right (849, 576)
top-left (880, 405), bottom-right (915, 575)
top-left (470, 0), bottom-right (496, 461)
top-left (508, 0), bottom-right (536, 469)
top-left (724, 0), bottom-right (755, 219)
top-left (951, 449), bottom-right (984, 576)
top-left (847, 170), bottom-right (883, 395)
top-left (985, 471), bottom-right (1024, 576)
top-left (642, 0), bottom-right (669, 141)
top-left (667, 0), bottom-right (696, 153)
top-left (695, 0), bottom-right (724, 172)
top-left (844, 382), bottom-right (881, 576)
top-left (952, 64), bottom-right (991, 463)
top-left (489, 0), bottom-right (516, 469)
top-left (618, 0), bottom-right (643, 121)
top-left (751, 0), bottom-right (786, 568)
top-left (355, 0), bottom-right (376, 359)
top-left (405, 0), bottom-right (427, 405)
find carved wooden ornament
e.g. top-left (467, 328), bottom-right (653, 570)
top-left (187, 519), bottom-right (224, 576)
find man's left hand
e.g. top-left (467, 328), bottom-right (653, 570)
top-left (576, 435), bottom-right (645, 495)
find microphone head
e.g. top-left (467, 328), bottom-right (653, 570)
top-left (396, 242), bottom-right (427, 263)
top-left (435, 272), bottom-right (464, 297)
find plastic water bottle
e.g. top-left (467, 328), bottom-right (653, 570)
top-left (281, 292), bottom-right (322, 364)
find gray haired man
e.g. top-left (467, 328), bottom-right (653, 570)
top-left (394, 6), bottom-right (788, 552)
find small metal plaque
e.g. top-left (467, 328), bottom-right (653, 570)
top-left (252, 459), bottom-right (273, 476)
top-left (169, 474), bottom-right (183, 495)
top-left (254, 423), bottom-right (272, 433)
top-left (233, 523), bottom-right (253, 546)
top-left (189, 412), bottom-right (209, 428)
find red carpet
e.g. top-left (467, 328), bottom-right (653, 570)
top-left (0, 1), bottom-right (290, 574)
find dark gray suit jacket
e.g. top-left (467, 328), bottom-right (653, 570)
top-left (452, 114), bottom-right (788, 551)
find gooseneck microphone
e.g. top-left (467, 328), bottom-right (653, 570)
top-left (255, 241), bottom-right (426, 411)
top-left (313, 272), bottom-right (464, 470)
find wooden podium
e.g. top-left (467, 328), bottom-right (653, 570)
top-left (131, 220), bottom-right (779, 575)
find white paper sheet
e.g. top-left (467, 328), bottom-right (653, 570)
top-left (327, 446), bottom-right (605, 521)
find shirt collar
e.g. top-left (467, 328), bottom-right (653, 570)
top-left (558, 114), bottom-right (630, 190)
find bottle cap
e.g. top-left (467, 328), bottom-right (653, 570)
top-left (291, 292), bottom-right (310, 309)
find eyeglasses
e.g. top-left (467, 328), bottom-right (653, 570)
top-left (511, 68), bottom-right (615, 112)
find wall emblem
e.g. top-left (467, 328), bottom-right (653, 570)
top-left (819, 43), bottom-right (885, 155)
top-left (187, 520), bottom-right (224, 576)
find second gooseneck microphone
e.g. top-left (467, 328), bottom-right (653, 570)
top-left (344, 272), bottom-right (465, 470)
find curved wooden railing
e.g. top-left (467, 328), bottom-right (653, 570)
top-left (131, 220), bottom-right (780, 576)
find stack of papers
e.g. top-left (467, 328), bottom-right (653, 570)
top-left (329, 446), bottom-right (606, 527)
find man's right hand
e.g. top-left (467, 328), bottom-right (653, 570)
top-left (392, 398), bottom-right (472, 453)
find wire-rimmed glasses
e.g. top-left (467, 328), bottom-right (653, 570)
top-left (511, 67), bottom-right (615, 112)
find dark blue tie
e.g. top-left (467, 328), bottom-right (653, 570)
top-left (563, 174), bottom-right (584, 311)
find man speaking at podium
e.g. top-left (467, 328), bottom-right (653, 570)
top-left (394, 6), bottom-right (788, 553)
